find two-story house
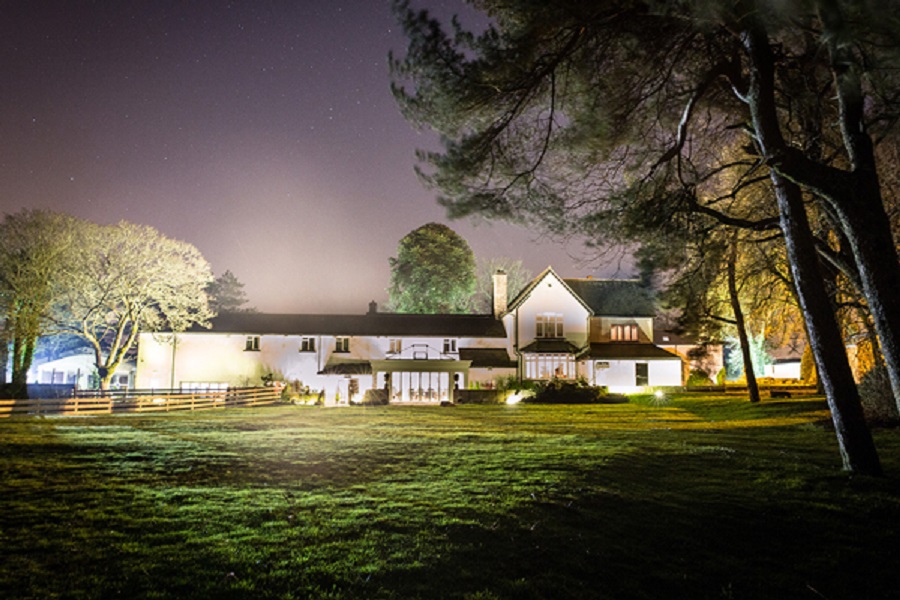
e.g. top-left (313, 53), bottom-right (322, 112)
top-left (135, 303), bottom-right (514, 404)
top-left (502, 267), bottom-right (682, 391)
top-left (135, 266), bottom-right (683, 402)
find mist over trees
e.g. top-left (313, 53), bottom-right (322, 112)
top-left (391, 0), bottom-right (900, 474)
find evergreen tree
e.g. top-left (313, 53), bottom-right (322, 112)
top-left (391, 0), bottom-right (900, 474)
top-left (206, 270), bottom-right (254, 314)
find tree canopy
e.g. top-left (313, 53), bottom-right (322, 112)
top-left (391, 0), bottom-right (900, 474)
top-left (206, 270), bottom-right (254, 314)
top-left (0, 210), bottom-right (79, 397)
top-left (387, 222), bottom-right (477, 313)
top-left (56, 221), bottom-right (214, 389)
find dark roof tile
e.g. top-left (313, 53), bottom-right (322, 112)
top-left (191, 311), bottom-right (507, 338)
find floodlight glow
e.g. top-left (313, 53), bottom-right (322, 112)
top-left (506, 392), bottom-right (523, 405)
top-left (655, 390), bottom-right (665, 399)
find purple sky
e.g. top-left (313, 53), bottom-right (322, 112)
top-left (1, 1), bottom-right (631, 314)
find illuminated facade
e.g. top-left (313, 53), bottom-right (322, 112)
top-left (502, 268), bottom-right (683, 393)
top-left (135, 267), bottom-right (689, 402)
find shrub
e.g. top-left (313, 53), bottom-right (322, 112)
top-left (357, 389), bottom-right (389, 406)
top-left (686, 369), bottom-right (714, 387)
top-left (525, 379), bottom-right (607, 404)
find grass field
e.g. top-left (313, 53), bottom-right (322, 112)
top-left (2, 394), bottom-right (899, 599)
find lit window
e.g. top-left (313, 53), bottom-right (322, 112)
top-left (335, 337), bottom-right (350, 353)
top-left (524, 354), bottom-right (575, 380)
top-left (443, 339), bottom-right (457, 353)
top-left (245, 336), bottom-right (260, 351)
top-left (610, 324), bottom-right (639, 342)
top-left (536, 314), bottom-right (564, 338)
top-left (300, 337), bottom-right (316, 352)
top-left (389, 339), bottom-right (402, 354)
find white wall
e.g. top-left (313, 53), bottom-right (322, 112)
top-left (587, 358), bottom-right (681, 392)
top-left (136, 331), bottom-right (511, 402)
top-left (509, 271), bottom-right (590, 350)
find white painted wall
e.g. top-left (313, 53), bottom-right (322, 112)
top-left (587, 358), bottom-right (681, 392)
top-left (509, 270), bottom-right (590, 350)
top-left (137, 331), bottom-right (510, 402)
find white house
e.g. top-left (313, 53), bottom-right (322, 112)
top-left (135, 305), bottom-right (514, 405)
top-left (135, 267), bottom-right (686, 402)
top-left (502, 267), bottom-right (683, 392)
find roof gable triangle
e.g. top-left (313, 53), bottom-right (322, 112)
top-left (505, 266), bottom-right (594, 316)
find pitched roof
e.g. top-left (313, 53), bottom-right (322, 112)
top-left (188, 311), bottom-right (507, 338)
top-left (506, 267), bottom-right (593, 314)
top-left (519, 339), bottom-right (582, 354)
top-left (505, 267), bottom-right (657, 318)
top-left (458, 348), bottom-right (517, 368)
top-left (563, 278), bottom-right (656, 317)
top-left (580, 343), bottom-right (681, 360)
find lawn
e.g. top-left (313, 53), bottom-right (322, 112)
top-left (1, 394), bottom-right (899, 599)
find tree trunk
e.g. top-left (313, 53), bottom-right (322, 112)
top-left (793, 0), bottom-right (900, 412)
top-left (0, 320), bottom-right (8, 387)
top-left (742, 20), bottom-right (882, 475)
top-left (727, 234), bottom-right (761, 403)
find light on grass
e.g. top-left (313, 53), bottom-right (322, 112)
top-left (650, 389), bottom-right (670, 406)
top-left (506, 392), bottom-right (523, 405)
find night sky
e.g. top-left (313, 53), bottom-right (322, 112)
top-left (1, 1), bottom-right (627, 314)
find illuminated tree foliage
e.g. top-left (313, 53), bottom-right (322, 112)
top-left (391, 0), bottom-right (900, 474)
top-left (57, 221), bottom-right (213, 390)
top-left (388, 222), bottom-right (476, 313)
top-left (0, 210), bottom-right (79, 398)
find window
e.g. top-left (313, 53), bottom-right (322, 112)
top-left (389, 338), bottom-right (402, 354)
top-left (335, 337), bottom-right (350, 353)
top-left (245, 336), bottom-right (260, 351)
top-left (610, 324), bottom-right (639, 342)
top-left (524, 354), bottom-right (575, 380)
top-left (300, 337), bottom-right (316, 352)
top-left (635, 362), bottom-right (649, 386)
top-left (536, 314), bottom-right (564, 338)
top-left (443, 338), bottom-right (457, 353)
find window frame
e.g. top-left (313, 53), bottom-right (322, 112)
top-left (244, 335), bottom-right (260, 351)
top-left (536, 314), bottom-right (564, 338)
top-left (335, 337), bottom-right (350, 353)
top-left (300, 337), bottom-right (316, 352)
top-left (610, 324), bottom-right (639, 342)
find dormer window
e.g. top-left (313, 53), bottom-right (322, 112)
top-left (536, 314), bottom-right (564, 338)
top-left (611, 324), bottom-right (639, 342)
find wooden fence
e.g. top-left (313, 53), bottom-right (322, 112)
top-left (0, 387), bottom-right (281, 418)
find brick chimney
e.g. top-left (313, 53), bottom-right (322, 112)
top-left (492, 270), bottom-right (508, 318)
